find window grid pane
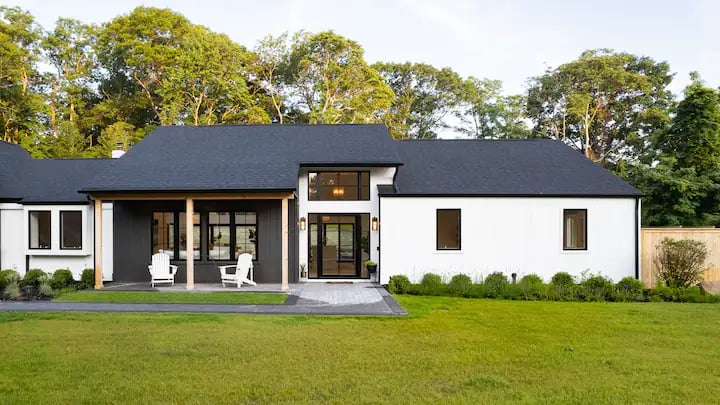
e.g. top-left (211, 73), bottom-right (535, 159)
top-left (152, 212), bottom-right (175, 259)
top-left (308, 172), bottom-right (370, 201)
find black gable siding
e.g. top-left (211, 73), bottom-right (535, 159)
top-left (112, 199), bottom-right (298, 284)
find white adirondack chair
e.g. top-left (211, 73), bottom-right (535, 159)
top-left (218, 253), bottom-right (257, 288)
top-left (148, 253), bottom-right (178, 287)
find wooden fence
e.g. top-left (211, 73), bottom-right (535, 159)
top-left (641, 228), bottom-right (720, 287)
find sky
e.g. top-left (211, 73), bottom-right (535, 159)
top-left (1, 0), bottom-right (718, 97)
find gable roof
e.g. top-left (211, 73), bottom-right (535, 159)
top-left (81, 124), bottom-right (402, 193)
top-left (383, 139), bottom-right (641, 197)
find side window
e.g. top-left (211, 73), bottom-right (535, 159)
top-left (563, 209), bottom-right (587, 250)
top-left (436, 209), bottom-right (461, 250)
top-left (29, 211), bottom-right (51, 249)
top-left (60, 211), bottom-right (83, 249)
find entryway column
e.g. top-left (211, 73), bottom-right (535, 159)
top-left (186, 198), bottom-right (194, 290)
top-left (281, 196), bottom-right (289, 291)
top-left (94, 198), bottom-right (103, 289)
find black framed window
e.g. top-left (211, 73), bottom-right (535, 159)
top-left (234, 212), bottom-right (257, 260)
top-left (563, 209), bottom-right (587, 250)
top-left (308, 171), bottom-right (370, 201)
top-left (436, 209), bottom-right (461, 250)
top-left (152, 212), bottom-right (176, 259)
top-left (60, 211), bottom-right (82, 250)
top-left (29, 211), bottom-right (51, 249)
top-left (208, 212), bottom-right (231, 260)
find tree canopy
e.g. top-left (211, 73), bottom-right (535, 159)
top-left (2, 6), bottom-right (720, 228)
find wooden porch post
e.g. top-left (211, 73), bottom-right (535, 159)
top-left (94, 199), bottom-right (103, 289)
top-left (186, 198), bottom-right (194, 290)
top-left (281, 196), bottom-right (289, 291)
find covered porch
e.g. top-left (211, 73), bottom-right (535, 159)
top-left (90, 192), bottom-right (297, 291)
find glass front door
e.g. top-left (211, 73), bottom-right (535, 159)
top-left (308, 214), bottom-right (370, 278)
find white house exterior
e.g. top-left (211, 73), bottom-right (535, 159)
top-left (0, 125), bottom-right (642, 287)
top-left (379, 197), bottom-right (639, 284)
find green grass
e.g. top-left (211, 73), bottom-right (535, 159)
top-left (53, 291), bottom-right (287, 304)
top-left (1, 297), bottom-right (719, 404)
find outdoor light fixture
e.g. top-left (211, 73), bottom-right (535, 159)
top-left (298, 217), bottom-right (306, 230)
top-left (371, 216), bottom-right (379, 231)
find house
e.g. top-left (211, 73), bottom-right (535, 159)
top-left (0, 125), bottom-right (642, 289)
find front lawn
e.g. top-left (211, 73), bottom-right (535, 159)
top-left (1, 297), bottom-right (718, 404)
top-left (53, 291), bottom-right (287, 305)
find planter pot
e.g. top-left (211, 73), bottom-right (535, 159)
top-left (366, 264), bottom-right (377, 274)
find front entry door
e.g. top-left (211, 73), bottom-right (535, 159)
top-left (308, 214), bottom-right (370, 278)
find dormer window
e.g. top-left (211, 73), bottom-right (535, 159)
top-left (308, 172), bottom-right (370, 201)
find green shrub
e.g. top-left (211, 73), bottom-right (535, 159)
top-left (3, 282), bottom-right (21, 300)
top-left (503, 283), bottom-right (522, 300)
top-left (0, 269), bottom-right (20, 290)
top-left (578, 275), bottom-right (614, 302)
top-left (80, 268), bottom-right (95, 289)
top-left (484, 272), bottom-right (509, 298)
top-left (549, 272), bottom-right (577, 301)
top-left (406, 284), bottom-right (423, 295)
top-left (614, 277), bottom-right (644, 302)
top-left (419, 273), bottom-right (446, 296)
top-left (518, 274), bottom-right (546, 300)
top-left (465, 283), bottom-right (488, 298)
top-left (38, 281), bottom-right (54, 299)
top-left (22, 269), bottom-right (48, 287)
top-left (388, 275), bottom-right (411, 294)
top-left (654, 238), bottom-right (708, 288)
top-left (50, 269), bottom-right (75, 290)
top-left (447, 274), bottom-right (472, 297)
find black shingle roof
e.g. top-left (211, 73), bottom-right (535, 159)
top-left (385, 139), bottom-right (641, 197)
top-left (81, 124), bottom-right (402, 193)
top-left (21, 159), bottom-right (115, 203)
top-left (0, 141), bottom-right (31, 201)
top-left (0, 141), bottom-right (114, 203)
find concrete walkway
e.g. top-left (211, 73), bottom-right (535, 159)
top-left (0, 282), bottom-right (407, 316)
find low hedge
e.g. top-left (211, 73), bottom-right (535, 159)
top-left (387, 272), bottom-right (720, 303)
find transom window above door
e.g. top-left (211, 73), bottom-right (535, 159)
top-left (308, 172), bottom-right (370, 201)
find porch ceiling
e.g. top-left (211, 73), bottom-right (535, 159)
top-left (87, 192), bottom-right (295, 201)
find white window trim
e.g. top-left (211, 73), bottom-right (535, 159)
top-left (24, 205), bottom-right (91, 256)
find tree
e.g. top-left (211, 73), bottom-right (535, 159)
top-left (657, 74), bottom-right (720, 175)
top-left (252, 33), bottom-right (291, 124)
top-left (43, 121), bottom-right (91, 158)
top-left (526, 49), bottom-right (673, 170)
top-left (0, 6), bottom-right (44, 144)
top-left (373, 62), bottom-right (463, 139)
top-left (455, 78), bottom-right (530, 139)
top-left (626, 75), bottom-right (720, 226)
top-left (93, 121), bottom-right (143, 157)
top-left (41, 18), bottom-right (98, 134)
top-left (284, 31), bottom-right (394, 124)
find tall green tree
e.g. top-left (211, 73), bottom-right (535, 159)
top-left (284, 31), bottom-right (394, 124)
top-left (455, 78), bottom-right (530, 139)
top-left (0, 6), bottom-right (44, 145)
top-left (527, 49), bottom-right (673, 170)
top-left (373, 62), bottom-right (463, 139)
top-left (627, 75), bottom-right (720, 226)
top-left (252, 33), bottom-right (291, 124)
top-left (41, 18), bottom-right (98, 135)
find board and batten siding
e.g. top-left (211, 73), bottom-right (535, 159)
top-left (379, 197), bottom-right (638, 284)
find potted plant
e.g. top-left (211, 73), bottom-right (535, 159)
top-left (300, 263), bottom-right (307, 279)
top-left (365, 260), bottom-right (377, 274)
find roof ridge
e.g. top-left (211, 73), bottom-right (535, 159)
top-left (163, 123), bottom-right (387, 129)
top-left (398, 138), bottom-right (554, 142)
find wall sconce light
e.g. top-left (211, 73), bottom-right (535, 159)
top-left (332, 187), bottom-right (345, 198)
top-left (298, 216), bottom-right (306, 230)
top-left (371, 216), bottom-right (379, 231)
